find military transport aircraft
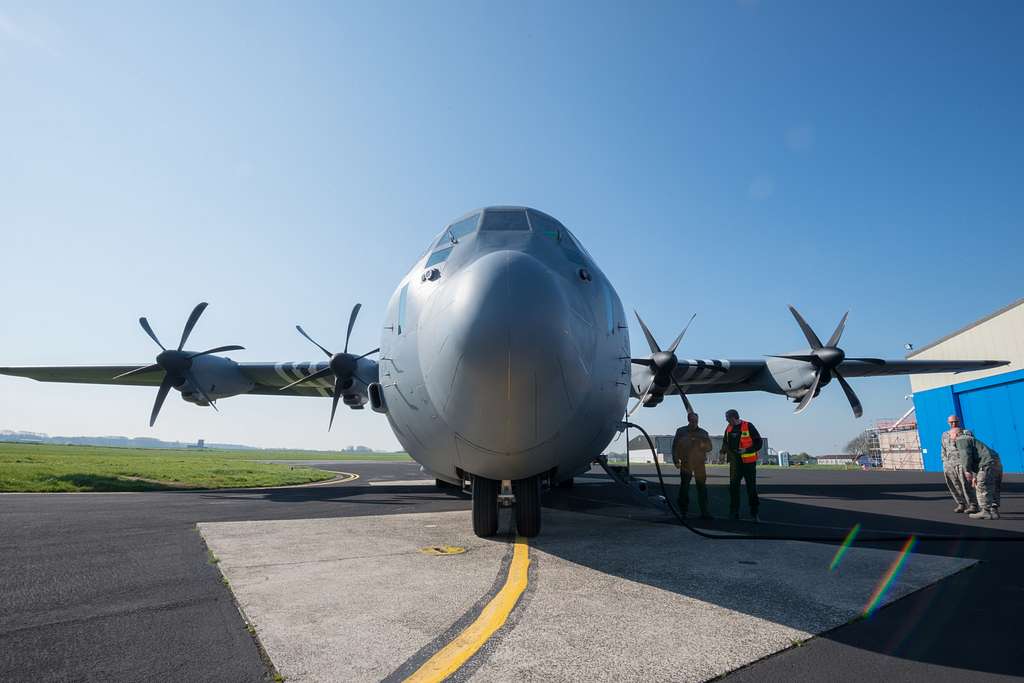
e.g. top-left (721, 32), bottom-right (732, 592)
top-left (0, 207), bottom-right (1007, 537)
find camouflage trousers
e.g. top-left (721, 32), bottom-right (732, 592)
top-left (943, 464), bottom-right (978, 510)
top-left (976, 462), bottom-right (1003, 510)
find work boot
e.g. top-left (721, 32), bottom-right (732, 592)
top-left (729, 512), bottom-right (739, 520)
top-left (751, 513), bottom-right (760, 523)
top-left (953, 505), bottom-right (965, 513)
top-left (969, 509), bottom-right (994, 520)
top-left (992, 508), bottom-right (1001, 520)
top-left (966, 506), bottom-right (980, 514)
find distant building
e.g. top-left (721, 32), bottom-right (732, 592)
top-left (626, 432), bottom-right (769, 464)
top-left (909, 299), bottom-right (1024, 473)
top-left (816, 454), bottom-right (857, 467)
top-left (187, 439), bottom-right (206, 449)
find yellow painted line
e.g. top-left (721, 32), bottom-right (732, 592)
top-left (404, 537), bottom-right (530, 683)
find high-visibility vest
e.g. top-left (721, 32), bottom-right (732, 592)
top-left (726, 421), bottom-right (758, 463)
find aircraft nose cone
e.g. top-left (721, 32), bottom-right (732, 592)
top-left (422, 250), bottom-right (588, 455)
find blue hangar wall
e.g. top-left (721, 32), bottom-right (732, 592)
top-left (914, 367), bottom-right (1024, 473)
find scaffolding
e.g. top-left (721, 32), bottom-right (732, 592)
top-left (873, 419), bottom-right (924, 470)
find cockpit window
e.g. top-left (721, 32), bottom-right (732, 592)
top-left (425, 246), bottom-right (453, 268)
top-left (527, 209), bottom-right (562, 240)
top-left (481, 209), bottom-right (530, 231)
top-left (448, 214), bottom-right (479, 241)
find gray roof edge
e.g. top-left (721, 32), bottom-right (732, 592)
top-left (906, 297), bottom-right (1024, 358)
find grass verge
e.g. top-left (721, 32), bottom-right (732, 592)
top-left (0, 442), bottom-right (337, 492)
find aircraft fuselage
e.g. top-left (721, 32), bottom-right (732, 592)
top-left (378, 207), bottom-right (630, 484)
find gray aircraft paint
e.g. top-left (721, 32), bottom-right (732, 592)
top-left (0, 205), bottom-right (1008, 487)
top-left (377, 208), bottom-right (629, 483)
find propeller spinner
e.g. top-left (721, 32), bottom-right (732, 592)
top-left (283, 303), bottom-right (380, 430)
top-left (769, 305), bottom-right (884, 418)
top-left (113, 302), bottom-right (245, 426)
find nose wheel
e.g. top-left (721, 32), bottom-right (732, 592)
top-left (472, 475), bottom-right (499, 537)
top-left (513, 475), bottom-right (542, 537)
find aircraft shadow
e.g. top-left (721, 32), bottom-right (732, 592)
top-left (542, 471), bottom-right (1023, 677)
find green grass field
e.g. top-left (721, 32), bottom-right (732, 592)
top-left (0, 442), bottom-right (345, 492)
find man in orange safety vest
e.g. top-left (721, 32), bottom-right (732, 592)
top-left (720, 409), bottom-right (764, 522)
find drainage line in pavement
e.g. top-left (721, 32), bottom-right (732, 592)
top-left (623, 421), bottom-right (1023, 544)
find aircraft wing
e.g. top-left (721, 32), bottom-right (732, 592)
top-left (0, 361), bottom-right (375, 398)
top-left (0, 365), bottom-right (166, 387)
top-left (631, 357), bottom-right (1009, 414)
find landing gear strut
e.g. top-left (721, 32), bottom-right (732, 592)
top-left (472, 475), bottom-right (499, 537)
top-left (513, 475), bottom-right (542, 537)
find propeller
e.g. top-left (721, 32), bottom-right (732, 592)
top-left (113, 302), bottom-right (244, 426)
top-left (769, 305), bottom-right (885, 418)
top-left (628, 311), bottom-right (698, 416)
top-left (283, 303), bottom-right (380, 430)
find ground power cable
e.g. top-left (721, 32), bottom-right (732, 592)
top-left (622, 421), bottom-right (1023, 544)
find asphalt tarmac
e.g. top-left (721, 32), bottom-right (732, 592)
top-left (1, 462), bottom-right (1021, 682)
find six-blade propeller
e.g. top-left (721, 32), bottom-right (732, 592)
top-left (283, 303), bottom-right (380, 430)
top-left (113, 302), bottom-right (245, 426)
top-left (628, 310), bottom-right (698, 417)
top-left (769, 305), bottom-right (884, 418)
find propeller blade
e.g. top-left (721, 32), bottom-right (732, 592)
top-left (186, 370), bottom-right (218, 411)
top-left (833, 369), bottom-right (863, 418)
top-left (113, 364), bottom-right (160, 380)
top-left (279, 366), bottom-right (333, 391)
top-left (627, 380), bottom-right (656, 417)
top-left (356, 347), bottom-right (380, 361)
top-left (329, 377), bottom-right (343, 431)
top-left (794, 368), bottom-right (823, 415)
top-left (788, 305), bottom-right (824, 350)
top-left (671, 378), bottom-right (694, 415)
top-left (139, 318), bottom-right (166, 351)
top-left (667, 313), bottom-right (697, 354)
top-left (845, 357), bottom-right (886, 365)
top-left (149, 374), bottom-right (174, 427)
top-left (177, 302), bottom-right (209, 351)
top-left (344, 303), bottom-right (362, 354)
top-left (634, 311), bottom-right (662, 354)
top-left (631, 358), bottom-right (655, 367)
top-left (189, 345), bottom-right (245, 359)
top-left (295, 325), bottom-right (333, 358)
top-left (825, 311), bottom-right (849, 348)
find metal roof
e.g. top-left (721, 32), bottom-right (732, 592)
top-left (906, 298), bottom-right (1024, 359)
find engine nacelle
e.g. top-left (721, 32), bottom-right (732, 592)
top-left (178, 354), bottom-right (255, 405)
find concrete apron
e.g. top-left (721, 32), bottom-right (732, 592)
top-left (198, 510), bottom-right (974, 682)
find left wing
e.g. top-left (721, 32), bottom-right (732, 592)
top-left (628, 306), bottom-right (1008, 417)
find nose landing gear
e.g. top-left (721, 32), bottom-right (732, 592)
top-left (470, 474), bottom-right (543, 538)
top-left (472, 475), bottom-right (499, 537)
top-left (513, 475), bottom-right (541, 537)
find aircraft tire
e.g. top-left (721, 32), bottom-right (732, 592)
top-left (472, 475), bottom-right (499, 537)
top-left (513, 475), bottom-right (542, 537)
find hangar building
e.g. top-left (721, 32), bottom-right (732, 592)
top-left (909, 298), bottom-right (1024, 473)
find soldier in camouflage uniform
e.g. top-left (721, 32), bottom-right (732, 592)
top-left (965, 436), bottom-right (1003, 520)
top-left (941, 415), bottom-right (978, 514)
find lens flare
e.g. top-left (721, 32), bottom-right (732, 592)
top-left (829, 523), bottom-right (861, 571)
top-left (863, 536), bottom-right (918, 618)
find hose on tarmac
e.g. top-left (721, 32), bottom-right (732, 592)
top-left (623, 420), bottom-right (1022, 544)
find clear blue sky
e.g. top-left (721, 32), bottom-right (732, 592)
top-left (2, 1), bottom-right (1021, 454)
